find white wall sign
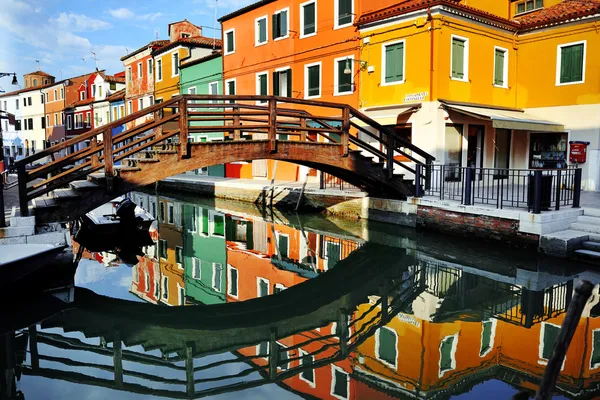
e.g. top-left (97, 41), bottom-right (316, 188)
top-left (404, 92), bottom-right (428, 102)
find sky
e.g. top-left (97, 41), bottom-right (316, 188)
top-left (0, 0), bottom-right (255, 92)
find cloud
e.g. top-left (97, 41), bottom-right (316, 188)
top-left (50, 12), bottom-right (112, 32)
top-left (194, 0), bottom-right (256, 12)
top-left (107, 8), bottom-right (166, 22)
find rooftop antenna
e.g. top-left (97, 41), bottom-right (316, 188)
top-left (58, 70), bottom-right (63, 80)
top-left (213, 0), bottom-right (217, 50)
top-left (35, 60), bottom-right (40, 70)
top-left (91, 52), bottom-right (99, 71)
top-left (155, 28), bottom-right (159, 40)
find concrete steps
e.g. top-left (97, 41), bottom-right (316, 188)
top-left (584, 208), bottom-right (600, 218)
top-left (569, 223), bottom-right (600, 234)
top-left (576, 215), bottom-right (600, 224)
top-left (583, 241), bottom-right (600, 252)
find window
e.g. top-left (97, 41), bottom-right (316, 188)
top-left (335, 0), bottom-right (353, 28)
top-left (162, 276), bottom-right (169, 300)
top-left (201, 208), bottom-right (209, 235)
top-left (181, 32), bottom-right (191, 38)
top-left (301, 0), bottom-right (317, 38)
top-left (92, 85), bottom-right (96, 97)
top-left (127, 67), bottom-right (132, 82)
top-left (257, 342), bottom-right (269, 358)
top-left (139, 98), bottom-right (144, 110)
top-left (27, 118), bottom-right (33, 130)
top-left (299, 350), bottom-right (315, 385)
top-left (54, 113), bottom-right (58, 126)
top-left (60, 113), bottom-right (64, 125)
top-left (540, 322), bottom-right (561, 361)
top-left (212, 263), bottom-right (223, 291)
top-left (516, 0), bottom-right (543, 14)
top-left (86, 112), bottom-right (91, 127)
top-left (272, 8), bottom-right (289, 40)
top-left (277, 233), bottom-right (289, 258)
top-left (159, 201), bottom-right (165, 222)
top-left (273, 68), bottom-right (292, 97)
top-left (80, 91), bottom-right (86, 101)
top-left (175, 246), bottom-right (183, 265)
top-left (172, 53), bottom-right (179, 77)
top-left (27, 97), bottom-right (32, 106)
top-left (98, 86), bottom-right (103, 98)
top-left (157, 59), bottom-right (162, 81)
top-left (149, 95), bottom-right (154, 105)
top-left (168, 203), bottom-right (174, 224)
top-left (147, 59), bottom-right (153, 76)
top-left (192, 258), bottom-right (201, 279)
top-left (46, 115), bottom-right (49, 128)
top-left (45, 92), bottom-right (49, 103)
top-left (33, 78), bottom-right (37, 86)
top-left (557, 41), bottom-right (586, 85)
top-left (67, 115), bottom-right (72, 130)
top-left (60, 88), bottom-right (64, 99)
top-left (274, 283), bottom-right (286, 293)
top-left (41, 116), bottom-right (45, 129)
top-left (227, 265), bottom-right (238, 297)
top-left (255, 16), bottom-right (268, 46)
top-left (110, 82), bottom-right (116, 90)
top-left (188, 87), bottom-right (196, 95)
top-left (209, 81), bottom-right (218, 103)
top-left (159, 239), bottom-right (167, 259)
top-left (591, 329), bottom-right (600, 370)
top-left (179, 285), bottom-right (185, 305)
top-left (31, 140), bottom-right (35, 153)
top-left (331, 366), bottom-right (349, 399)
top-left (335, 57), bottom-right (353, 95)
top-left (257, 277), bottom-right (269, 297)
top-left (480, 319), bottom-right (496, 357)
top-left (451, 36), bottom-right (469, 81)
top-left (226, 78), bottom-right (236, 103)
top-left (128, 100), bottom-right (133, 115)
top-left (439, 334), bottom-right (458, 377)
top-left (137, 62), bottom-right (143, 78)
top-left (15, 99), bottom-right (18, 110)
top-left (225, 29), bottom-right (235, 55)
top-left (382, 41), bottom-right (405, 85)
top-left (494, 47), bottom-right (508, 88)
top-left (304, 62), bottom-right (321, 99)
top-left (212, 213), bottom-right (225, 236)
top-left (376, 327), bottom-right (398, 369)
top-left (256, 72), bottom-right (268, 103)
top-left (40, 94), bottom-right (44, 104)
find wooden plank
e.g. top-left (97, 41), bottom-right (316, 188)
top-left (341, 106), bottom-right (350, 157)
top-left (70, 180), bottom-right (99, 190)
top-left (179, 98), bottom-right (188, 158)
top-left (113, 130), bottom-right (180, 163)
top-left (268, 99), bottom-right (277, 153)
top-left (31, 161), bottom-right (92, 190)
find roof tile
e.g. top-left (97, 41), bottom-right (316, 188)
top-left (514, 0), bottom-right (600, 28)
top-left (152, 36), bottom-right (222, 56)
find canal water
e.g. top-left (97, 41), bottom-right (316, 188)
top-left (2, 189), bottom-right (599, 399)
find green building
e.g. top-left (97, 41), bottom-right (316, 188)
top-left (180, 51), bottom-right (225, 176)
top-left (183, 204), bottom-right (227, 305)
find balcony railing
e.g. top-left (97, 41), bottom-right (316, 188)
top-left (415, 164), bottom-right (582, 214)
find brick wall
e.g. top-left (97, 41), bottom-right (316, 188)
top-left (416, 206), bottom-right (539, 246)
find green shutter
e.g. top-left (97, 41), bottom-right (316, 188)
top-left (326, 241), bottom-right (340, 267)
top-left (377, 327), bottom-right (397, 366)
top-left (273, 72), bottom-right (280, 96)
top-left (384, 43), bottom-right (404, 83)
top-left (338, 59), bottom-right (352, 92)
top-left (591, 331), bottom-right (600, 368)
top-left (300, 354), bottom-right (314, 382)
top-left (214, 215), bottom-right (225, 236)
top-left (560, 44), bottom-right (584, 84)
top-left (535, 0), bottom-right (543, 8)
top-left (259, 74), bottom-right (267, 96)
top-left (440, 336), bottom-right (455, 372)
top-left (542, 324), bottom-right (561, 359)
top-left (303, 2), bottom-right (315, 35)
top-left (226, 32), bottom-right (234, 52)
top-left (286, 69), bottom-right (292, 98)
top-left (258, 18), bottom-right (266, 43)
top-left (228, 80), bottom-right (235, 95)
top-left (333, 369), bottom-right (348, 398)
top-left (308, 65), bottom-right (320, 96)
top-left (281, 10), bottom-right (288, 36)
top-left (202, 208), bottom-right (209, 234)
top-left (452, 38), bottom-right (465, 79)
top-left (338, 0), bottom-right (352, 25)
top-left (494, 49), bottom-right (505, 86)
top-left (480, 321), bottom-right (493, 355)
top-left (272, 14), bottom-right (278, 39)
top-left (278, 234), bottom-right (289, 258)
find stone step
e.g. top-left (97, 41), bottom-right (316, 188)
top-left (569, 223), bottom-right (600, 234)
top-left (583, 241), bottom-right (600, 252)
top-left (52, 189), bottom-right (80, 200)
top-left (70, 180), bottom-right (100, 191)
top-left (584, 208), bottom-right (600, 218)
top-left (590, 233), bottom-right (600, 242)
top-left (32, 196), bottom-right (58, 209)
top-left (0, 225), bottom-right (35, 238)
top-left (574, 249), bottom-right (600, 261)
top-left (576, 215), bottom-right (600, 225)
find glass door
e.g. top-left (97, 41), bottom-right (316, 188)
top-left (445, 124), bottom-right (463, 181)
top-left (467, 125), bottom-right (484, 180)
top-left (494, 129), bottom-right (511, 178)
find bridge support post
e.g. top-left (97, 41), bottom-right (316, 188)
top-left (185, 342), bottom-right (194, 397)
top-left (233, 106), bottom-right (241, 141)
top-left (28, 325), bottom-right (39, 371)
top-left (90, 136), bottom-right (99, 168)
top-left (268, 99), bottom-right (277, 153)
top-left (386, 136), bottom-right (394, 179)
top-left (103, 130), bottom-right (115, 192)
top-left (17, 164), bottom-right (29, 217)
top-left (415, 164), bottom-right (423, 197)
top-left (113, 330), bottom-right (123, 387)
top-left (268, 327), bottom-right (278, 381)
top-left (178, 98), bottom-right (189, 159)
top-left (338, 309), bottom-right (349, 358)
top-left (341, 107), bottom-right (350, 157)
top-left (299, 118), bottom-right (307, 142)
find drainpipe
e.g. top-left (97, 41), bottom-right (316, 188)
top-left (428, 7), bottom-right (435, 102)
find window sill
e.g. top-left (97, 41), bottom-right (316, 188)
top-left (274, 35), bottom-right (289, 42)
top-left (333, 90), bottom-right (353, 97)
top-left (304, 94), bottom-right (321, 100)
top-left (255, 41), bottom-right (268, 47)
top-left (224, 51), bottom-right (236, 56)
top-left (556, 80), bottom-right (584, 87)
top-left (493, 84), bottom-right (508, 89)
top-left (334, 22), bottom-right (353, 30)
top-left (300, 32), bottom-right (317, 39)
top-left (451, 77), bottom-right (469, 83)
top-left (381, 80), bottom-right (405, 87)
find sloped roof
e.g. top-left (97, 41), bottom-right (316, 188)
top-left (357, 0), bottom-right (519, 27)
top-left (107, 88), bottom-right (126, 102)
top-left (0, 83), bottom-right (54, 98)
top-left (515, 0), bottom-right (600, 29)
top-left (168, 19), bottom-right (203, 35)
top-left (218, 0), bottom-right (277, 22)
top-left (180, 51), bottom-right (222, 69)
top-left (24, 70), bottom-right (54, 77)
top-left (66, 98), bottom-right (95, 109)
top-left (152, 36), bottom-right (222, 56)
top-left (121, 40), bottom-right (170, 61)
top-left (98, 71), bottom-right (125, 84)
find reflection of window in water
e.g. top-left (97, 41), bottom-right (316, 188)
top-left (192, 258), bottom-right (201, 280)
top-left (277, 342), bottom-right (289, 370)
top-left (257, 341), bottom-right (269, 358)
top-left (227, 265), bottom-right (238, 297)
top-left (257, 277), bottom-right (269, 297)
top-left (274, 283), bottom-right (286, 294)
top-left (479, 319), bottom-right (496, 357)
top-left (212, 263), bottom-right (223, 291)
top-left (590, 330), bottom-right (600, 370)
top-left (299, 349), bottom-right (315, 385)
top-left (331, 365), bottom-right (349, 399)
top-left (376, 326), bottom-right (398, 369)
top-left (439, 334), bottom-right (457, 377)
top-left (539, 322), bottom-right (561, 361)
top-left (277, 233), bottom-right (289, 258)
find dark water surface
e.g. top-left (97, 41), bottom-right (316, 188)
top-left (3, 189), bottom-right (599, 400)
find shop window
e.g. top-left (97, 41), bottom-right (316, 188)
top-left (493, 128), bottom-right (511, 177)
top-left (255, 16), bottom-right (268, 46)
top-left (273, 68), bottom-right (292, 97)
top-left (301, 0), bottom-right (316, 38)
top-left (331, 366), bottom-right (349, 399)
top-left (272, 8), bottom-right (289, 39)
top-left (529, 132), bottom-right (567, 169)
top-left (451, 36), bottom-right (468, 81)
top-left (305, 62), bottom-right (321, 99)
top-left (383, 41), bottom-right (405, 84)
top-left (445, 124), bottom-right (463, 181)
top-left (557, 41), bottom-right (585, 85)
top-left (376, 326), bottom-right (398, 368)
top-left (335, 0), bottom-right (353, 28)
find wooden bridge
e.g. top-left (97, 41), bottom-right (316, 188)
top-left (11, 95), bottom-right (434, 223)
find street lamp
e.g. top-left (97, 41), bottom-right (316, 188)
top-left (343, 58), bottom-right (368, 75)
top-left (0, 72), bottom-right (18, 86)
top-left (0, 72), bottom-right (18, 227)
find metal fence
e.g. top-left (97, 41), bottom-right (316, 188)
top-left (415, 164), bottom-right (582, 213)
top-left (319, 172), bottom-right (360, 191)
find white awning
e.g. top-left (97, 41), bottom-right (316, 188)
top-left (352, 105), bottom-right (420, 127)
top-left (444, 104), bottom-right (564, 132)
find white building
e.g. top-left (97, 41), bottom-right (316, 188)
top-left (0, 91), bottom-right (23, 164)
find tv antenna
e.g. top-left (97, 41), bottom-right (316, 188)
top-left (35, 60), bottom-right (40, 70)
top-left (91, 52), bottom-right (99, 70)
top-left (155, 28), bottom-right (159, 40)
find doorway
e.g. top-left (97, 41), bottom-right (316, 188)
top-left (445, 124), bottom-right (463, 181)
top-left (494, 129), bottom-right (511, 178)
top-left (467, 125), bottom-right (484, 180)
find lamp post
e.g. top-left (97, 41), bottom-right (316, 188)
top-left (0, 72), bottom-right (19, 227)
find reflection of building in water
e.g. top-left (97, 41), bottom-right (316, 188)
top-left (351, 260), bottom-right (600, 399)
top-left (130, 250), bottom-right (159, 304)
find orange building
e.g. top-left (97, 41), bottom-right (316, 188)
top-left (156, 197), bottom-right (186, 306)
top-left (218, 0), bottom-right (390, 181)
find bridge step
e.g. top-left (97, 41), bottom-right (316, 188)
top-left (33, 196), bottom-right (58, 209)
top-left (114, 165), bottom-right (142, 172)
top-left (122, 157), bottom-right (160, 164)
top-left (52, 189), bottom-right (80, 200)
top-left (70, 180), bottom-right (100, 191)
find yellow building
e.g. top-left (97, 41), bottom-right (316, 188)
top-left (357, 0), bottom-right (600, 191)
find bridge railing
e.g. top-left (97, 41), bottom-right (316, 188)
top-left (12, 94), bottom-right (436, 216)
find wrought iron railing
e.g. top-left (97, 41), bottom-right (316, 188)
top-left (415, 164), bottom-right (582, 213)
